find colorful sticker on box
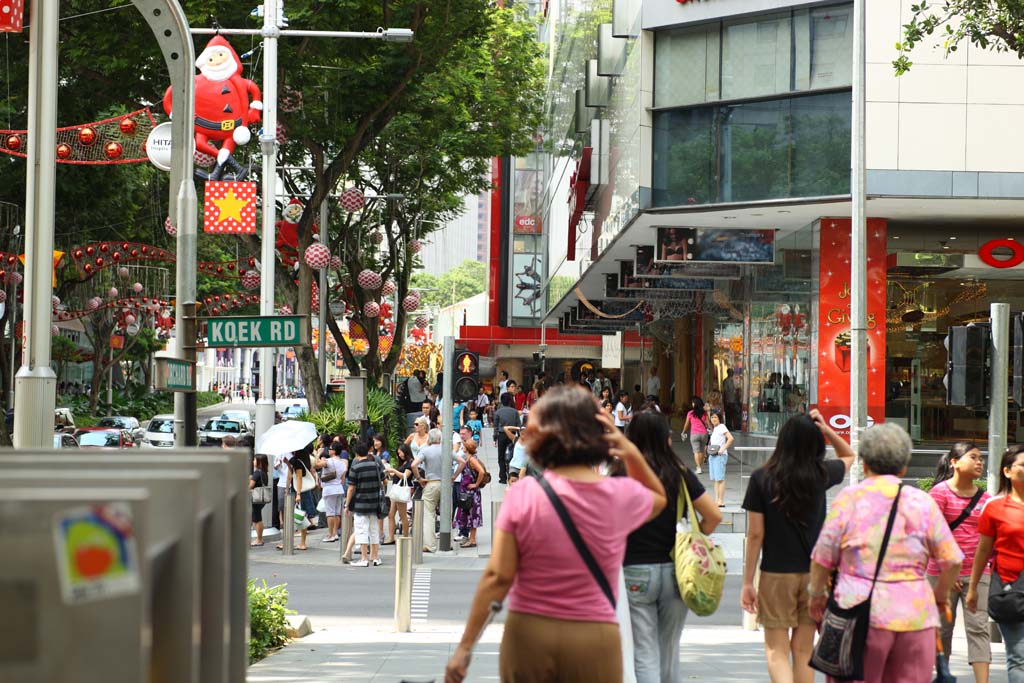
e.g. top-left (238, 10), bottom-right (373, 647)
top-left (53, 503), bottom-right (140, 604)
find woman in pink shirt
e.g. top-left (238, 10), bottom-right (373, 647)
top-left (445, 386), bottom-right (667, 683)
top-left (681, 396), bottom-right (708, 474)
top-left (928, 441), bottom-right (991, 683)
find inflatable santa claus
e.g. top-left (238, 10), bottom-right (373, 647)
top-left (163, 36), bottom-right (262, 180)
top-left (276, 198), bottom-right (319, 267)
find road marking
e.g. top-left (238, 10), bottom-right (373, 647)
top-left (411, 568), bottom-right (431, 622)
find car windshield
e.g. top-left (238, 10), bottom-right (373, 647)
top-left (78, 432), bottom-right (119, 447)
top-left (205, 420), bottom-right (241, 433)
top-left (148, 419), bottom-right (174, 434)
top-left (284, 406), bottom-right (303, 416)
top-left (99, 417), bottom-right (129, 428)
top-left (221, 412), bottom-right (249, 422)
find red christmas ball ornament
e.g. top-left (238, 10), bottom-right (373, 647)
top-left (55, 143), bottom-right (72, 160)
top-left (226, 263), bottom-right (235, 271)
top-left (338, 188), bottom-right (365, 212)
top-left (363, 301), bottom-right (381, 318)
top-left (121, 242), bottom-right (130, 251)
top-left (276, 122), bottom-right (288, 145)
top-left (118, 117), bottom-right (137, 136)
top-left (7, 272), bottom-right (21, 285)
top-left (304, 243), bottom-right (331, 270)
top-left (357, 269), bottom-right (382, 290)
top-left (6, 256), bottom-right (14, 265)
top-left (329, 255), bottom-right (342, 270)
top-left (104, 141), bottom-right (123, 160)
top-left (194, 150), bottom-right (216, 168)
top-left (381, 279), bottom-right (396, 296)
top-left (132, 282), bottom-right (143, 293)
top-left (77, 127), bottom-right (98, 146)
top-left (51, 295), bottom-right (60, 308)
top-left (94, 257), bottom-right (104, 267)
top-left (83, 264), bottom-right (93, 274)
top-left (241, 271), bottom-right (260, 290)
top-left (164, 216), bottom-right (177, 237)
top-left (109, 287), bottom-right (118, 298)
top-left (402, 291), bottom-right (421, 312)
top-left (130, 249), bottom-right (139, 257)
top-left (140, 246), bottom-right (149, 255)
top-left (111, 251), bottom-right (121, 261)
top-left (85, 246), bottom-right (95, 256)
top-left (99, 243), bottom-right (109, 253)
top-left (124, 314), bottom-right (136, 325)
top-left (74, 249), bottom-right (83, 260)
top-left (238, 268), bottom-right (247, 276)
top-left (216, 266), bottom-right (224, 274)
top-left (5, 135), bottom-right (21, 152)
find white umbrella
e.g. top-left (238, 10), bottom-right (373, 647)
top-left (255, 420), bottom-right (318, 457)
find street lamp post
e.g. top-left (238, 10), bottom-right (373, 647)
top-left (849, 0), bottom-right (868, 478)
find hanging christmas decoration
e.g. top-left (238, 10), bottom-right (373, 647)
top-left (88, 298), bottom-right (100, 310)
top-left (372, 231), bottom-right (384, 244)
top-left (202, 180), bottom-right (258, 234)
top-left (274, 198), bottom-right (319, 267)
top-left (330, 255), bottom-right (342, 271)
top-left (311, 284), bottom-right (320, 309)
top-left (164, 216), bottom-right (177, 236)
top-left (51, 325), bottom-right (59, 336)
top-left (280, 87), bottom-right (303, 113)
top-left (409, 239), bottom-right (423, 254)
top-left (109, 287), bottom-right (118, 298)
top-left (124, 314), bottom-right (136, 325)
top-left (381, 279), bottom-right (396, 296)
top-left (241, 271), bottom-right (260, 290)
top-left (357, 269), bottom-right (382, 290)
top-left (132, 282), bottom-right (143, 293)
top-left (0, 108), bottom-right (157, 164)
top-left (304, 243), bottom-right (331, 270)
top-left (0, 290), bottom-right (7, 304)
top-left (402, 291), bottom-right (421, 311)
top-left (0, 0), bottom-right (25, 33)
top-left (338, 188), bottom-right (365, 212)
top-left (279, 304), bottom-right (293, 315)
top-left (276, 122), bottom-right (288, 145)
top-left (415, 315), bottom-right (428, 329)
top-left (70, 241), bottom-right (173, 276)
top-left (163, 36), bottom-right (261, 181)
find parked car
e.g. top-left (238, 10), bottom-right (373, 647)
top-left (73, 427), bottom-right (135, 449)
top-left (54, 408), bottom-right (76, 433)
top-left (198, 418), bottom-right (247, 447)
top-left (97, 415), bottom-right (144, 443)
top-left (280, 404), bottom-right (307, 421)
top-left (219, 410), bottom-right (255, 433)
top-left (52, 433), bottom-right (79, 449)
top-left (141, 414), bottom-right (175, 448)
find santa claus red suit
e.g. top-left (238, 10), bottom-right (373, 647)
top-left (163, 36), bottom-right (262, 180)
top-left (276, 198), bottom-right (319, 267)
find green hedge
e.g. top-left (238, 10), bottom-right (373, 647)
top-left (301, 388), bottom-right (404, 458)
top-left (247, 579), bottom-right (293, 663)
top-left (65, 385), bottom-right (223, 422)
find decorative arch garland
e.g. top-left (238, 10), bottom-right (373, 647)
top-left (69, 242), bottom-right (257, 280)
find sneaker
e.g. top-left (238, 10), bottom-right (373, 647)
top-left (323, 536), bottom-right (338, 543)
top-left (372, 559), bottom-right (382, 567)
top-left (351, 559), bottom-right (369, 567)
top-left (696, 467), bottom-right (703, 474)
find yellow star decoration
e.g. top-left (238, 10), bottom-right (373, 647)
top-left (212, 188), bottom-right (249, 223)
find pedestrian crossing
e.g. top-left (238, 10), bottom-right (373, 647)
top-left (411, 568), bottom-right (431, 623)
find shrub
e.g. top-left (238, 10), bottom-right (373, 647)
top-left (247, 579), bottom-right (293, 663)
top-left (301, 388), bottom-right (403, 454)
top-left (916, 476), bottom-right (987, 492)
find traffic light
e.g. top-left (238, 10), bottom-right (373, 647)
top-left (453, 351), bottom-right (479, 402)
top-left (945, 324), bottom-right (990, 407)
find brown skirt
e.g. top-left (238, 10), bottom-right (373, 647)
top-left (499, 610), bottom-right (622, 683)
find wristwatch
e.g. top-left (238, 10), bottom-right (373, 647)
top-left (807, 584), bottom-right (828, 598)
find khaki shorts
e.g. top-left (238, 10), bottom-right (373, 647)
top-left (757, 571), bottom-right (815, 629)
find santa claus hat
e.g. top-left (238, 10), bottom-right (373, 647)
top-left (195, 35), bottom-right (243, 72)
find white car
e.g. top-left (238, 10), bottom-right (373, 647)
top-left (141, 414), bottom-right (175, 449)
top-left (220, 410), bottom-right (255, 433)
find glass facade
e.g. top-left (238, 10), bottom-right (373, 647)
top-left (652, 91), bottom-right (852, 206)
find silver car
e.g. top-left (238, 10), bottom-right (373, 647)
top-left (198, 418), bottom-right (247, 447)
top-left (98, 415), bottom-right (144, 444)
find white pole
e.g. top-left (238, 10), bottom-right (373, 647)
top-left (255, 0), bottom-right (281, 442)
top-left (849, 0), bottom-right (867, 481)
top-left (439, 335), bottom-right (454, 551)
top-left (318, 198), bottom-right (329, 385)
top-left (989, 304), bottom-right (1010, 493)
top-left (13, 0), bottom-right (59, 448)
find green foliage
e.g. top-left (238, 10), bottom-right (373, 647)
top-left (66, 386), bottom-right (221, 420)
top-left (411, 260), bottom-right (488, 308)
top-left (916, 476), bottom-right (988, 492)
top-left (301, 396), bottom-right (360, 440)
top-left (895, 1), bottom-right (1024, 75)
top-left (301, 388), bottom-right (404, 453)
top-left (247, 579), bottom-right (293, 664)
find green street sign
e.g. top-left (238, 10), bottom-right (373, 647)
top-left (154, 357), bottom-right (196, 392)
top-left (204, 315), bottom-right (307, 348)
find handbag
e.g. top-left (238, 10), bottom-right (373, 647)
top-left (251, 470), bottom-right (272, 504)
top-left (320, 459), bottom-right (337, 483)
top-left (456, 488), bottom-right (475, 511)
top-left (534, 474), bottom-right (616, 609)
top-left (316, 495), bottom-right (327, 513)
top-left (387, 478), bottom-right (412, 504)
top-left (810, 484), bottom-right (903, 681)
top-left (707, 444), bottom-right (721, 456)
top-left (673, 479), bottom-right (727, 616)
top-left (295, 467), bottom-right (318, 493)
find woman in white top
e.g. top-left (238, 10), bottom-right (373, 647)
top-left (316, 441), bottom-right (348, 542)
top-left (405, 416), bottom-right (430, 458)
top-left (707, 411), bottom-right (734, 507)
top-left (614, 390), bottom-right (633, 429)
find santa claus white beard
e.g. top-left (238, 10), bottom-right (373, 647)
top-left (199, 59), bottom-right (236, 82)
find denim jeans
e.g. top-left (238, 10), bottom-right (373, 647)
top-left (999, 620), bottom-right (1024, 683)
top-left (623, 562), bottom-right (688, 683)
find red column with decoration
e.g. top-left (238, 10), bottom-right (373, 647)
top-left (816, 217), bottom-right (888, 438)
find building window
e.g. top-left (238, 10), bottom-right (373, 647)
top-left (654, 3), bottom-right (851, 107)
top-left (652, 90), bottom-right (851, 206)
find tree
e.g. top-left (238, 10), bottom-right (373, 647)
top-left (412, 260), bottom-right (488, 308)
top-left (52, 335), bottom-right (85, 386)
top-left (895, 1), bottom-right (1024, 74)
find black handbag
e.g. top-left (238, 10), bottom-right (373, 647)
top-left (810, 484), bottom-right (903, 681)
top-left (456, 489), bottom-right (474, 511)
top-left (989, 568), bottom-right (1024, 623)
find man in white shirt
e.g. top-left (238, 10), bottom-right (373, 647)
top-left (646, 366), bottom-right (661, 399)
top-left (273, 451), bottom-right (293, 530)
top-left (498, 371), bottom-right (509, 398)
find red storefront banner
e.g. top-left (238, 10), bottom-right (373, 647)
top-left (816, 217), bottom-right (887, 438)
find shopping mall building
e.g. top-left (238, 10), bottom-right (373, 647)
top-left (466, 0), bottom-right (1024, 443)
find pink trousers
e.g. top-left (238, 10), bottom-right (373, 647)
top-left (829, 627), bottom-right (936, 683)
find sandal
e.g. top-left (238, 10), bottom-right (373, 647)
top-left (381, 540), bottom-right (396, 546)
top-left (275, 544), bottom-right (284, 550)
top-left (250, 541), bottom-right (265, 547)
top-left (460, 542), bottom-right (477, 548)
top-left (296, 546), bottom-right (308, 551)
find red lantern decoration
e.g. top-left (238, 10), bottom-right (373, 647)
top-left (99, 243), bottom-right (109, 253)
top-left (104, 141), bottom-right (123, 160)
top-left (1, 2), bottom-right (27, 34)
top-left (304, 243), bottom-right (331, 270)
top-left (56, 143), bottom-right (73, 160)
top-left (118, 117), bottom-right (137, 136)
top-left (339, 188), bottom-right (365, 212)
top-left (77, 127), bottom-right (98, 146)
top-left (5, 135), bottom-right (21, 151)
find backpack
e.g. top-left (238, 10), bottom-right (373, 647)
top-left (472, 455), bottom-right (492, 489)
top-left (396, 378), bottom-right (410, 407)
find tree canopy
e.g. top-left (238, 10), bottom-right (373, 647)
top-left (411, 260), bottom-right (488, 308)
top-left (895, 0), bottom-right (1024, 74)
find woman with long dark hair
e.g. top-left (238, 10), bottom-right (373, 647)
top-left (250, 454), bottom-right (270, 547)
top-left (681, 396), bottom-right (708, 474)
top-left (382, 442), bottom-right (415, 544)
top-left (624, 411), bottom-right (722, 683)
top-left (928, 441), bottom-right (991, 682)
top-left (740, 410), bottom-right (854, 683)
top-left (967, 444), bottom-right (1024, 682)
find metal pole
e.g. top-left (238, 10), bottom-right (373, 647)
top-left (412, 499), bottom-right (424, 564)
top-left (849, 0), bottom-right (867, 482)
top-left (394, 536), bottom-right (413, 632)
top-left (989, 303), bottom-right (1010, 493)
top-left (13, 0), bottom-right (59, 448)
top-left (440, 336), bottom-right (455, 551)
top-left (107, 344), bottom-right (114, 415)
top-left (318, 198), bottom-right (329, 386)
top-left (7, 273), bottom-right (17, 409)
top-left (255, 0), bottom-right (281, 444)
top-left (283, 487), bottom-right (295, 555)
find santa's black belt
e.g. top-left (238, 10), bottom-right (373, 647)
top-left (195, 116), bottom-right (243, 132)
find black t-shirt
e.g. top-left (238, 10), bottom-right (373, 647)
top-left (624, 467), bottom-right (705, 565)
top-left (742, 458), bottom-right (846, 573)
top-left (493, 406), bottom-right (520, 438)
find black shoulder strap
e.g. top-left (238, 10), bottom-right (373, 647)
top-left (534, 475), bottom-right (616, 609)
top-left (869, 484), bottom-right (903, 593)
top-left (947, 487), bottom-right (985, 532)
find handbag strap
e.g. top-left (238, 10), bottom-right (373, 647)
top-left (677, 471), bottom-right (701, 533)
top-left (947, 486), bottom-right (984, 532)
top-left (868, 484), bottom-right (903, 594)
top-left (534, 474), bottom-right (616, 610)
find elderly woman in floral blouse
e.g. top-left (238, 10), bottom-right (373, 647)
top-left (808, 423), bottom-right (962, 683)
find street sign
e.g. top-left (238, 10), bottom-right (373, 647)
top-left (204, 315), bottom-right (307, 348)
top-left (154, 357), bottom-right (196, 392)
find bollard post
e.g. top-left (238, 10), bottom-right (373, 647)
top-left (490, 500), bottom-right (501, 550)
top-left (283, 487), bottom-right (295, 555)
top-left (394, 536), bottom-right (413, 632)
top-left (412, 499), bottom-right (424, 565)
top-left (340, 510), bottom-right (353, 561)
